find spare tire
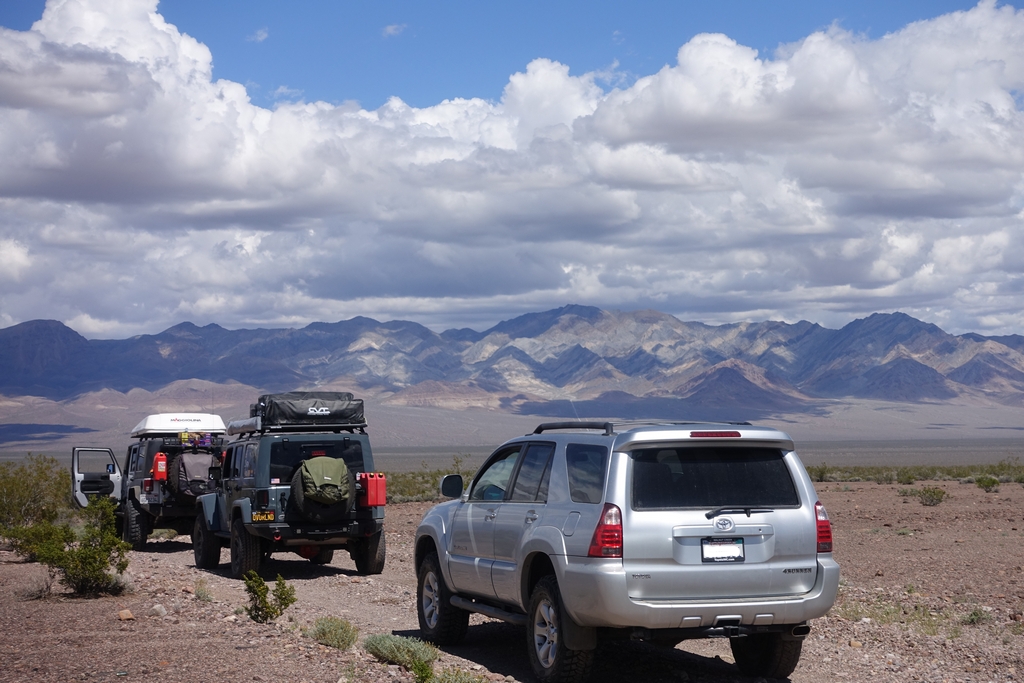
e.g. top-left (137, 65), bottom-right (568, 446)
top-left (289, 462), bottom-right (355, 523)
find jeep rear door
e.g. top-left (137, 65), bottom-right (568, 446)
top-left (72, 447), bottom-right (122, 508)
top-left (622, 443), bottom-right (818, 601)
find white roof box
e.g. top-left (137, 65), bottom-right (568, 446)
top-left (130, 413), bottom-right (227, 438)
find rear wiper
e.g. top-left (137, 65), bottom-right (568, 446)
top-left (705, 507), bottom-right (774, 519)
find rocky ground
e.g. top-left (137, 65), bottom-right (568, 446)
top-left (2, 480), bottom-right (1023, 683)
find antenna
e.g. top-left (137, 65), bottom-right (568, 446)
top-left (569, 398), bottom-right (581, 421)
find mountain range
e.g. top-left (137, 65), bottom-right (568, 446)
top-left (3, 306), bottom-right (1024, 421)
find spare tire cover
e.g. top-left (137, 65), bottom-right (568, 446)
top-left (289, 462), bottom-right (354, 523)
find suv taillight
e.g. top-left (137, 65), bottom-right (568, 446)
top-left (815, 501), bottom-right (833, 553)
top-left (588, 503), bottom-right (623, 558)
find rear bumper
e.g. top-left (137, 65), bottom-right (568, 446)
top-left (557, 555), bottom-right (840, 630)
top-left (244, 519), bottom-right (382, 546)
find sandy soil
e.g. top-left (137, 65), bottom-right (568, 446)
top-left (2, 480), bottom-right (1023, 683)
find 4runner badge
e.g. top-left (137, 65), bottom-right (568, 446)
top-left (714, 517), bottom-right (735, 532)
top-left (307, 407), bottom-right (331, 416)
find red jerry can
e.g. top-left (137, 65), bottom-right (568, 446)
top-left (357, 472), bottom-right (387, 507)
top-left (152, 452), bottom-right (168, 482)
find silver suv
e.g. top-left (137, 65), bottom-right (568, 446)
top-left (413, 422), bottom-right (839, 682)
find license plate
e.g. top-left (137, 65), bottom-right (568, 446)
top-left (702, 537), bottom-right (744, 563)
top-left (251, 510), bottom-right (275, 522)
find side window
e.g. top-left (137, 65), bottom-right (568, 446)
top-left (509, 442), bottom-right (554, 502)
top-left (242, 444), bottom-right (257, 480)
top-left (469, 447), bottom-right (522, 502)
top-left (226, 445), bottom-right (241, 478)
top-left (566, 444), bottom-right (609, 504)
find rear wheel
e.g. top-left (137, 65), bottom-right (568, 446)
top-left (417, 551), bottom-right (469, 645)
top-left (351, 530), bottom-right (386, 574)
top-left (310, 547), bottom-right (334, 565)
top-left (526, 576), bottom-right (593, 683)
top-left (192, 515), bottom-right (221, 569)
top-left (230, 517), bottom-right (262, 578)
top-left (730, 632), bottom-right (803, 679)
top-left (123, 497), bottom-right (149, 550)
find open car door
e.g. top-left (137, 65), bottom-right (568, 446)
top-left (72, 448), bottom-right (122, 508)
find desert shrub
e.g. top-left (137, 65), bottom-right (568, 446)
top-left (975, 475), bottom-right (1000, 493)
top-left (364, 634), bottom-right (438, 683)
top-left (873, 471), bottom-right (896, 485)
top-left (962, 608), bottom-right (991, 625)
top-left (243, 571), bottom-right (296, 623)
top-left (435, 668), bottom-right (488, 683)
top-left (386, 454), bottom-right (475, 503)
top-left (306, 616), bottom-right (358, 650)
top-left (194, 577), bottom-right (213, 602)
top-left (807, 462), bottom-right (833, 483)
top-left (918, 487), bottom-right (946, 506)
top-left (896, 469), bottom-right (916, 485)
top-left (897, 488), bottom-right (920, 498)
top-left (8, 497), bottom-right (130, 595)
top-left (0, 454), bottom-right (74, 529)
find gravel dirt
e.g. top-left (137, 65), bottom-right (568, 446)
top-left (2, 480), bottom-right (1023, 683)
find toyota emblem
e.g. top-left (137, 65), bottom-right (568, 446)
top-left (714, 516), bottom-right (735, 532)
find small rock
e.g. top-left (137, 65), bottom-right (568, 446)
top-left (860, 617), bottom-right (872, 623)
top-left (849, 640), bottom-right (863, 648)
top-left (118, 609), bottom-right (135, 621)
top-left (350, 577), bottom-right (362, 584)
top-left (223, 615), bottom-right (238, 622)
top-left (148, 604), bottom-right (168, 617)
top-left (875, 570), bottom-right (884, 577)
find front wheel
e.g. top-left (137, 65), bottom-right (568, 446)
top-left (526, 576), bottom-right (593, 683)
top-left (730, 632), bottom-right (803, 679)
top-left (229, 517), bottom-right (262, 578)
top-left (417, 552), bottom-right (469, 645)
top-left (192, 515), bottom-right (221, 569)
top-left (351, 530), bottom-right (386, 575)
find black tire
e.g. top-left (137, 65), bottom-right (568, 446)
top-left (192, 515), bottom-right (221, 569)
top-left (289, 465), bottom-right (354, 523)
top-left (526, 575), bottom-right (593, 683)
top-left (351, 530), bottom-right (386, 575)
top-left (730, 632), bottom-right (803, 679)
top-left (310, 547), bottom-right (334, 565)
top-left (123, 497), bottom-right (149, 550)
top-left (230, 516), bottom-right (262, 578)
top-left (416, 551), bottom-right (469, 645)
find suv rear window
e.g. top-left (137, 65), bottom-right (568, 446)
top-left (269, 440), bottom-right (364, 484)
top-left (566, 444), bottom-right (608, 504)
top-left (631, 446), bottom-right (798, 510)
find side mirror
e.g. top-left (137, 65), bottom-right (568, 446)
top-left (209, 466), bottom-right (222, 484)
top-left (440, 474), bottom-right (464, 499)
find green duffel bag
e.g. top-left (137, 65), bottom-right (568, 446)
top-left (299, 457), bottom-right (351, 506)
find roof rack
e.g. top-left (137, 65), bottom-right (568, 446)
top-left (227, 416), bottom-right (367, 437)
top-left (533, 422), bottom-right (615, 436)
top-left (531, 420), bottom-right (754, 437)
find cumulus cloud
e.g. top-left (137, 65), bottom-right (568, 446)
top-left (1, 0), bottom-right (1024, 337)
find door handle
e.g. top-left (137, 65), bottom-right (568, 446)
top-left (485, 510), bottom-right (497, 520)
top-left (525, 512), bottom-right (539, 523)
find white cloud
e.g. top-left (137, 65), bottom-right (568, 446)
top-left (247, 28), bottom-right (268, 43)
top-left (382, 24), bottom-right (406, 38)
top-left (1, 0), bottom-right (1024, 337)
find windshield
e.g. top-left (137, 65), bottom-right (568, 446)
top-left (631, 446), bottom-right (798, 510)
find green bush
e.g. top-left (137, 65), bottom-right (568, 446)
top-left (896, 469), bottom-right (916, 485)
top-left (975, 475), bottom-right (1000, 493)
top-left (8, 497), bottom-right (130, 595)
top-left (386, 454), bottom-right (475, 503)
top-left (962, 607), bottom-right (991, 625)
top-left (243, 572), bottom-right (297, 623)
top-left (918, 487), bottom-right (947, 506)
top-left (306, 616), bottom-right (358, 650)
top-left (0, 454), bottom-right (74, 529)
top-left (435, 669), bottom-right (488, 683)
top-left (807, 462), bottom-right (833, 483)
top-left (364, 634), bottom-right (438, 683)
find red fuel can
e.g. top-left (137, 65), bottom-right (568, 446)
top-left (357, 472), bottom-right (387, 507)
top-left (152, 452), bottom-right (168, 482)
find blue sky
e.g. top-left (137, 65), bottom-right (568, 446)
top-left (1, 1), bottom-right (1023, 338)
top-left (0, 1), bottom-right (983, 108)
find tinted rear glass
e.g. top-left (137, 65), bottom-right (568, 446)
top-left (566, 444), bottom-right (609, 504)
top-left (269, 440), bottom-right (364, 485)
top-left (631, 446), bottom-right (798, 510)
